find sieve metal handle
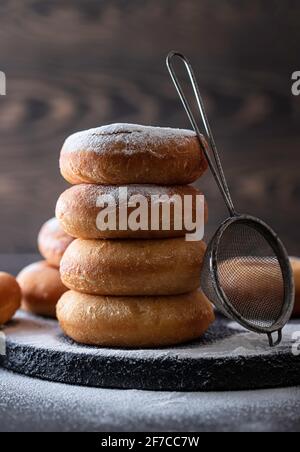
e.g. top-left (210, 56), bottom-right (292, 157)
top-left (166, 51), bottom-right (236, 217)
top-left (268, 330), bottom-right (282, 347)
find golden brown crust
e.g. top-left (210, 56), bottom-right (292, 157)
top-left (17, 261), bottom-right (68, 318)
top-left (0, 272), bottom-right (21, 325)
top-left (291, 258), bottom-right (300, 317)
top-left (60, 124), bottom-right (208, 185)
top-left (38, 218), bottom-right (74, 268)
top-left (56, 184), bottom-right (208, 240)
top-left (56, 290), bottom-right (215, 347)
top-left (60, 238), bottom-right (206, 296)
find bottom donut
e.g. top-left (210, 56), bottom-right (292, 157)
top-left (56, 290), bottom-right (215, 348)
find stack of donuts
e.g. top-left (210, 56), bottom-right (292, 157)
top-left (56, 123), bottom-right (215, 347)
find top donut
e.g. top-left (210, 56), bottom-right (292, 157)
top-left (60, 123), bottom-right (208, 185)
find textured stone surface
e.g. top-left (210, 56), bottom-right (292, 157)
top-left (1, 312), bottom-right (300, 391)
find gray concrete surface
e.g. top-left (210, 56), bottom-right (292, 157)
top-left (0, 368), bottom-right (300, 432)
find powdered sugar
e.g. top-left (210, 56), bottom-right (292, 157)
top-left (42, 218), bottom-right (60, 233)
top-left (60, 184), bottom-right (200, 205)
top-left (62, 123), bottom-right (197, 156)
top-left (1, 366), bottom-right (300, 432)
top-left (85, 123), bottom-right (196, 139)
top-left (4, 311), bottom-right (299, 360)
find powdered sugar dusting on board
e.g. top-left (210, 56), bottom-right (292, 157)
top-left (62, 123), bottom-right (198, 155)
top-left (2, 312), bottom-right (300, 394)
top-left (3, 311), bottom-right (299, 359)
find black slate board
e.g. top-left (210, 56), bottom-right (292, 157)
top-left (1, 312), bottom-right (300, 391)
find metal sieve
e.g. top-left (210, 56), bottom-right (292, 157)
top-left (167, 51), bottom-right (294, 346)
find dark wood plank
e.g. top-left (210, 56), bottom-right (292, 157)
top-left (0, 0), bottom-right (299, 254)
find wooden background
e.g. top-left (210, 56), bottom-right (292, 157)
top-left (0, 0), bottom-right (300, 254)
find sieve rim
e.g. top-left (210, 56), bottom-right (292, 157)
top-left (209, 214), bottom-right (295, 334)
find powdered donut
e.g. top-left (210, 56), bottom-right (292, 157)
top-left (38, 218), bottom-right (74, 268)
top-left (0, 272), bottom-right (21, 325)
top-left (60, 124), bottom-right (208, 185)
top-left (56, 184), bottom-right (208, 240)
top-left (56, 290), bottom-right (215, 347)
top-left (17, 261), bottom-right (68, 318)
top-left (291, 258), bottom-right (300, 317)
top-left (60, 238), bottom-right (206, 296)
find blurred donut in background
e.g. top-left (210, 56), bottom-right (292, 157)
top-left (290, 258), bottom-right (300, 317)
top-left (17, 261), bottom-right (68, 319)
top-left (38, 217), bottom-right (74, 268)
top-left (0, 272), bottom-right (21, 325)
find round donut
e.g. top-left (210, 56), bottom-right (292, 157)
top-left (291, 258), bottom-right (300, 317)
top-left (56, 184), bottom-right (208, 240)
top-left (38, 218), bottom-right (74, 268)
top-left (218, 258), bottom-right (285, 300)
top-left (60, 238), bottom-right (206, 296)
top-left (57, 290), bottom-right (215, 347)
top-left (60, 124), bottom-right (208, 185)
top-left (17, 261), bottom-right (68, 318)
top-left (0, 272), bottom-right (21, 325)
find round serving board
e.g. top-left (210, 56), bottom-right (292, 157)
top-left (1, 311), bottom-right (300, 391)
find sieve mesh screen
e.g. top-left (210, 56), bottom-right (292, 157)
top-left (202, 221), bottom-right (285, 330)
